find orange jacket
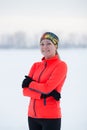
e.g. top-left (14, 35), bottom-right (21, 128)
top-left (23, 55), bottom-right (67, 118)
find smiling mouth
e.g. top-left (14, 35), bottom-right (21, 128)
top-left (43, 50), bottom-right (50, 53)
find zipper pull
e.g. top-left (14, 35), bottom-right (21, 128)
top-left (44, 62), bottom-right (47, 67)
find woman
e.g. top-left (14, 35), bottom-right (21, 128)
top-left (22, 32), bottom-right (67, 130)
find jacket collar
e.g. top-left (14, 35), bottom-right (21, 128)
top-left (42, 55), bottom-right (60, 63)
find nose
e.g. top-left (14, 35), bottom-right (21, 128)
top-left (43, 44), bottom-right (47, 47)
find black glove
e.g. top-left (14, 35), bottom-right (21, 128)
top-left (41, 90), bottom-right (61, 101)
top-left (22, 75), bottom-right (33, 88)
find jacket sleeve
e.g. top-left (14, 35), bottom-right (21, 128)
top-left (23, 63), bottom-right (41, 99)
top-left (23, 88), bottom-right (41, 99)
top-left (29, 62), bottom-right (67, 94)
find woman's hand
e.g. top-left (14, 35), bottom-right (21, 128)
top-left (22, 76), bottom-right (33, 88)
top-left (41, 90), bottom-right (61, 101)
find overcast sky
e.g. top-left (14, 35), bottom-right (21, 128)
top-left (0, 0), bottom-right (87, 37)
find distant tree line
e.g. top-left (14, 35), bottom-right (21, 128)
top-left (0, 31), bottom-right (87, 49)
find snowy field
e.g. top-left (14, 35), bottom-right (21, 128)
top-left (0, 48), bottom-right (87, 130)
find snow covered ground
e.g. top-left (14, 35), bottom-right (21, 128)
top-left (0, 48), bottom-right (87, 130)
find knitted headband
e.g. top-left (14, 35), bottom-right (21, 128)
top-left (40, 32), bottom-right (59, 46)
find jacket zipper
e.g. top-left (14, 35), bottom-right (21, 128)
top-left (38, 62), bottom-right (47, 82)
top-left (33, 62), bottom-right (47, 117)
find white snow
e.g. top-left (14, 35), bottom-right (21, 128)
top-left (0, 48), bottom-right (87, 130)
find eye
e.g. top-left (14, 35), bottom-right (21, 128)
top-left (40, 43), bottom-right (44, 46)
top-left (40, 42), bottom-right (52, 47)
top-left (47, 42), bottom-right (51, 46)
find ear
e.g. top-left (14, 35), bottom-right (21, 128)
top-left (55, 45), bottom-right (58, 49)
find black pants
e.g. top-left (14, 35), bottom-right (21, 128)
top-left (28, 117), bottom-right (61, 130)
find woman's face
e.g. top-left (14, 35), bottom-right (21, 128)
top-left (40, 39), bottom-right (57, 59)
